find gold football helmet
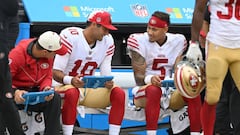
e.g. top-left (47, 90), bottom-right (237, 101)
top-left (174, 58), bottom-right (206, 98)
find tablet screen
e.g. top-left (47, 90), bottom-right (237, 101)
top-left (82, 76), bottom-right (114, 88)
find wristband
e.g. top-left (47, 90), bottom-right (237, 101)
top-left (189, 41), bottom-right (200, 47)
top-left (189, 40), bottom-right (199, 44)
top-left (63, 76), bottom-right (73, 85)
top-left (144, 75), bottom-right (154, 84)
top-left (200, 30), bottom-right (207, 39)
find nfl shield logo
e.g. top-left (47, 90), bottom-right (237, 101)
top-left (131, 4), bottom-right (148, 17)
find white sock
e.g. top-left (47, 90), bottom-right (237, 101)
top-left (62, 124), bottom-right (74, 135)
top-left (191, 132), bottom-right (201, 135)
top-left (109, 124), bottom-right (121, 135)
top-left (147, 130), bottom-right (156, 135)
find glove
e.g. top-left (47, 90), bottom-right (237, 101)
top-left (186, 41), bottom-right (203, 64)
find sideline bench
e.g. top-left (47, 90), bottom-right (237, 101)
top-left (18, 69), bottom-right (189, 135)
top-left (73, 69), bottom-right (172, 135)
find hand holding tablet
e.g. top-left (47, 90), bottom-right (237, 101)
top-left (82, 76), bottom-right (114, 88)
top-left (22, 90), bottom-right (54, 111)
top-left (161, 80), bottom-right (175, 88)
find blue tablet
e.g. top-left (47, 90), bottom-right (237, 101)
top-left (82, 76), bottom-right (114, 88)
top-left (22, 90), bottom-right (54, 105)
top-left (161, 80), bottom-right (175, 88)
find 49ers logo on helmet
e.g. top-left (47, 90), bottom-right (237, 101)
top-left (174, 60), bottom-right (205, 99)
top-left (189, 74), bottom-right (198, 90)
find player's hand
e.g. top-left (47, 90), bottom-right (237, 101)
top-left (105, 80), bottom-right (114, 89)
top-left (42, 86), bottom-right (54, 101)
top-left (14, 89), bottom-right (27, 104)
top-left (151, 75), bottom-right (161, 87)
top-left (72, 74), bottom-right (84, 88)
top-left (43, 86), bottom-right (53, 91)
top-left (45, 94), bottom-right (54, 102)
top-left (186, 41), bottom-right (203, 64)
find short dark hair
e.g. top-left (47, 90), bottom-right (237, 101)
top-left (151, 11), bottom-right (170, 25)
top-left (86, 21), bottom-right (92, 27)
top-left (86, 21), bottom-right (102, 28)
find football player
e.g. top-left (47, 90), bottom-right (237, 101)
top-left (187, 0), bottom-right (240, 135)
top-left (52, 11), bottom-right (125, 135)
top-left (127, 11), bottom-right (204, 135)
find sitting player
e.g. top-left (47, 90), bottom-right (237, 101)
top-left (52, 11), bottom-right (125, 135)
top-left (127, 11), bottom-right (204, 135)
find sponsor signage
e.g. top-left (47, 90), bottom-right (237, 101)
top-left (22, 0), bottom-right (194, 24)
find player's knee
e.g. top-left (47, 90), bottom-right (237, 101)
top-left (145, 85), bottom-right (162, 96)
top-left (111, 87), bottom-right (125, 101)
top-left (205, 94), bottom-right (220, 105)
top-left (145, 85), bottom-right (162, 103)
top-left (169, 94), bottom-right (185, 110)
top-left (64, 88), bottom-right (79, 101)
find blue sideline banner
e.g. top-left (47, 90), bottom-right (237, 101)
top-left (22, 0), bottom-right (194, 24)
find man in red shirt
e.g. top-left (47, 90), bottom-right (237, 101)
top-left (9, 31), bottom-right (67, 135)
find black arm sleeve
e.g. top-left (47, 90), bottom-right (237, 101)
top-left (204, 5), bottom-right (210, 24)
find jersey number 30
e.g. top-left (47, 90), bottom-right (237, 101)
top-left (217, 0), bottom-right (240, 20)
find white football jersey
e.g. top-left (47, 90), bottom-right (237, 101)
top-left (208, 0), bottom-right (240, 48)
top-left (127, 32), bottom-right (187, 79)
top-left (53, 27), bottom-right (115, 76)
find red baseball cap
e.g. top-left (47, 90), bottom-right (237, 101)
top-left (88, 11), bottom-right (117, 30)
